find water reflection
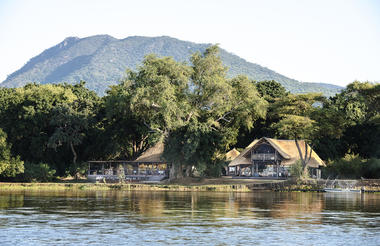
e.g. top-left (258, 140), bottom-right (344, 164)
top-left (0, 190), bottom-right (379, 245)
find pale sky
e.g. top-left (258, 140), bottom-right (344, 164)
top-left (0, 0), bottom-right (379, 86)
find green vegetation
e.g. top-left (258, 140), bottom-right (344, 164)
top-left (289, 160), bottom-right (304, 179)
top-left (0, 46), bottom-right (378, 181)
top-left (22, 162), bottom-right (56, 182)
top-left (322, 154), bottom-right (380, 179)
top-left (1, 35), bottom-right (341, 96)
top-left (0, 128), bottom-right (24, 178)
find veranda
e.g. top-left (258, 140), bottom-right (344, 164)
top-left (87, 161), bottom-right (169, 183)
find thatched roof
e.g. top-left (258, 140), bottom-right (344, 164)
top-left (134, 141), bottom-right (165, 163)
top-left (229, 137), bottom-right (325, 168)
top-left (225, 148), bottom-right (241, 162)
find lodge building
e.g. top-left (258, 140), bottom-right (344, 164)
top-left (227, 137), bottom-right (325, 178)
top-left (87, 142), bottom-right (168, 182)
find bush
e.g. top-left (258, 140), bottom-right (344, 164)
top-left (289, 160), bottom-right (303, 179)
top-left (22, 162), bottom-right (56, 182)
top-left (322, 154), bottom-right (380, 179)
top-left (65, 162), bottom-right (88, 179)
top-left (363, 158), bottom-right (380, 179)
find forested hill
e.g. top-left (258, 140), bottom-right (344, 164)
top-left (1, 35), bottom-right (342, 96)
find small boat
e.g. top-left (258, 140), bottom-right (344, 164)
top-left (324, 188), bottom-right (362, 193)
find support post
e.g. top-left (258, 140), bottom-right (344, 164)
top-left (276, 161), bottom-right (279, 178)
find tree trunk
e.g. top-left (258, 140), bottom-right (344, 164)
top-left (185, 165), bottom-right (192, 177)
top-left (70, 142), bottom-right (77, 165)
top-left (294, 139), bottom-right (313, 176)
top-left (169, 163), bottom-right (184, 180)
top-left (70, 142), bottom-right (78, 180)
top-left (169, 164), bottom-right (176, 180)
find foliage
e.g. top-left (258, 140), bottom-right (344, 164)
top-left (21, 162), bottom-right (56, 182)
top-left (317, 81), bottom-right (380, 159)
top-left (0, 82), bottom-right (100, 177)
top-left (48, 104), bottom-right (87, 159)
top-left (322, 154), bottom-right (380, 179)
top-left (255, 80), bottom-right (288, 102)
top-left (0, 128), bottom-right (24, 178)
top-left (270, 93), bottom-right (324, 172)
top-left (270, 93), bottom-right (323, 140)
top-left (289, 160), bottom-right (304, 179)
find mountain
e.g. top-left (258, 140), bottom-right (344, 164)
top-left (1, 35), bottom-right (342, 96)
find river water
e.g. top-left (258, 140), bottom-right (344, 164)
top-left (0, 190), bottom-right (379, 245)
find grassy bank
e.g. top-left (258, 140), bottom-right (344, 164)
top-left (1, 178), bottom-right (379, 193)
top-left (274, 179), bottom-right (380, 192)
top-left (0, 182), bottom-right (255, 192)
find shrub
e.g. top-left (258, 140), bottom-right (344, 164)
top-left (363, 158), bottom-right (380, 179)
top-left (22, 162), bottom-right (56, 182)
top-left (65, 162), bottom-right (88, 179)
top-left (289, 160), bottom-right (303, 179)
top-left (322, 154), bottom-right (380, 179)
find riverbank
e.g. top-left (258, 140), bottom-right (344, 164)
top-left (0, 182), bottom-right (258, 192)
top-left (0, 176), bottom-right (285, 192)
top-left (273, 178), bottom-right (380, 193)
top-left (1, 178), bottom-right (379, 192)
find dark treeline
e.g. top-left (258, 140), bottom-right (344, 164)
top-left (0, 46), bottom-right (379, 181)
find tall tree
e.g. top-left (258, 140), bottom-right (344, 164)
top-left (48, 103), bottom-right (87, 166)
top-left (236, 80), bottom-right (289, 148)
top-left (271, 93), bottom-right (323, 173)
top-left (111, 46), bottom-right (267, 178)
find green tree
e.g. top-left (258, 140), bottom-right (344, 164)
top-left (0, 84), bottom-right (76, 170)
top-left (255, 80), bottom-right (288, 103)
top-left (164, 47), bottom-right (266, 178)
top-left (0, 82), bottom-right (100, 176)
top-left (271, 93), bottom-right (323, 174)
top-left (0, 128), bottom-right (24, 178)
top-left (236, 80), bottom-right (288, 148)
top-left (48, 103), bottom-right (87, 166)
top-left (330, 81), bottom-right (380, 158)
top-left (102, 81), bottom-right (161, 160)
top-left (111, 46), bottom-right (267, 178)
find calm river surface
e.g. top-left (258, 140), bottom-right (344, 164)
top-left (0, 190), bottom-right (379, 245)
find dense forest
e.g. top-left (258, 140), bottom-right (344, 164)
top-left (0, 46), bottom-right (379, 181)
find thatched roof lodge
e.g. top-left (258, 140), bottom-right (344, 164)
top-left (228, 137), bottom-right (325, 178)
top-left (87, 141), bottom-right (168, 182)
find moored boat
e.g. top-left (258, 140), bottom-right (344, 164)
top-left (324, 188), bottom-right (362, 193)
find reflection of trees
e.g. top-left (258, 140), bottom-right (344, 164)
top-left (0, 192), bottom-right (24, 208)
top-left (323, 193), bottom-right (378, 213)
top-left (224, 192), bottom-right (324, 221)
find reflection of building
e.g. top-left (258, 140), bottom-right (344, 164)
top-left (227, 137), bottom-right (325, 178)
top-left (88, 142), bottom-right (169, 182)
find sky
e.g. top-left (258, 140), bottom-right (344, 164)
top-left (0, 0), bottom-right (379, 87)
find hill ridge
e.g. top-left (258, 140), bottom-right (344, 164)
top-left (1, 35), bottom-right (342, 96)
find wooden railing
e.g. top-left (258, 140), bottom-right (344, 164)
top-left (251, 153), bottom-right (276, 161)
